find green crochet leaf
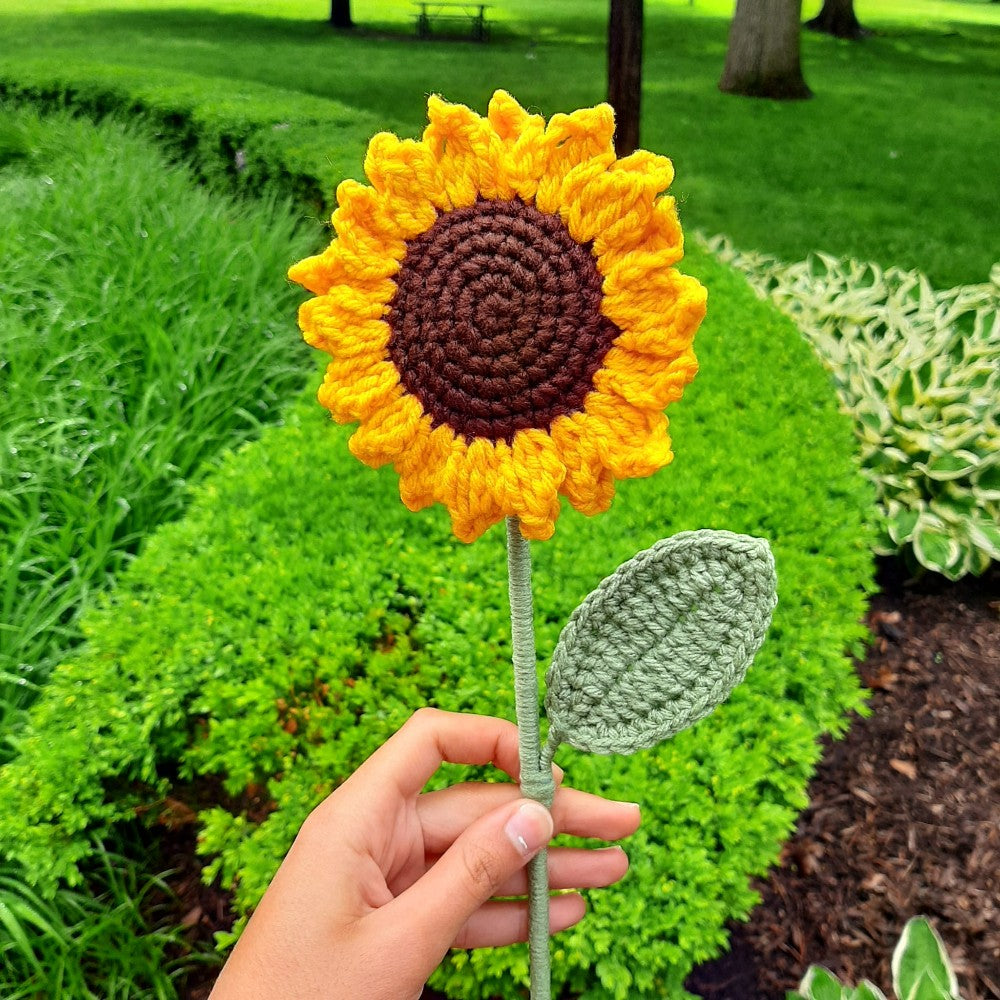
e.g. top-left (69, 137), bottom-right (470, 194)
top-left (544, 530), bottom-right (777, 756)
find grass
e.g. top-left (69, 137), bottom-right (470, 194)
top-left (0, 843), bottom-right (197, 1000)
top-left (0, 105), bottom-right (314, 742)
top-left (0, 103), bottom-right (312, 1000)
top-left (0, 0), bottom-right (997, 286)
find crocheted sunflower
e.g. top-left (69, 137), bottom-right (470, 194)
top-left (290, 90), bottom-right (706, 542)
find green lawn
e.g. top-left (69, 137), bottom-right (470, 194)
top-left (0, 0), bottom-right (997, 286)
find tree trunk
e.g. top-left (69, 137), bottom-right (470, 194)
top-left (607, 0), bottom-right (643, 156)
top-left (805, 0), bottom-right (867, 40)
top-left (330, 0), bottom-right (353, 29)
top-left (719, 0), bottom-right (812, 99)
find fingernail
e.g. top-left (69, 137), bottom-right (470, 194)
top-left (552, 763), bottom-right (565, 782)
top-left (504, 801), bottom-right (554, 857)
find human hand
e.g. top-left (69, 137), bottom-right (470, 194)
top-left (209, 708), bottom-right (641, 1000)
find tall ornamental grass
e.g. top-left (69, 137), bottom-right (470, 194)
top-left (0, 106), bottom-right (315, 739)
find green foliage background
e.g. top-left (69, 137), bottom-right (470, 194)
top-left (0, 106), bottom-right (325, 998)
top-left (0, 237), bottom-right (874, 997)
top-left (709, 239), bottom-right (1000, 581)
top-left (0, 107), bottom-right (313, 735)
top-left (10, 0), bottom-right (995, 991)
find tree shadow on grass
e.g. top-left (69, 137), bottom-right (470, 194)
top-left (8, 5), bottom-right (530, 49)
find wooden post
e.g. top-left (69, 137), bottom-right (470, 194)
top-left (607, 0), bottom-right (643, 156)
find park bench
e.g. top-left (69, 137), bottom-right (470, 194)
top-left (413, 2), bottom-right (490, 42)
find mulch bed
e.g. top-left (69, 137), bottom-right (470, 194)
top-left (172, 558), bottom-right (1000, 1000)
top-left (688, 559), bottom-right (1000, 1000)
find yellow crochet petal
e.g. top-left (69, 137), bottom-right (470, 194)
top-left (332, 180), bottom-right (401, 243)
top-left (335, 282), bottom-right (396, 317)
top-left (396, 422), bottom-right (455, 512)
top-left (296, 296), bottom-right (391, 359)
top-left (505, 430), bottom-right (565, 541)
top-left (364, 131), bottom-right (450, 219)
top-left (439, 437), bottom-right (508, 542)
top-left (603, 269), bottom-right (707, 357)
top-left (594, 346), bottom-right (699, 410)
top-left (348, 393), bottom-right (425, 468)
top-left (486, 90), bottom-right (537, 142)
top-left (556, 156), bottom-right (621, 244)
top-left (287, 253), bottom-right (333, 296)
top-left (435, 434), bottom-right (473, 526)
top-left (424, 95), bottom-right (512, 205)
top-left (612, 149), bottom-right (675, 188)
top-left (595, 197), bottom-right (685, 279)
top-left (289, 239), bottom-right (398, 300)
top-left (584, 391), bottom-right (675, 480)
top-left (332, 180), bottom-right (408, 267)
top-left (534, 103), bottom-right (616, 215)
top-left (318, 355), bottom-right (400, 424)
top-left (559, 149), bottom-right (675, 252)
top-left (486, 90), bottom-right (547, 202)
top-left (548, 413), bottom-right (616, 516)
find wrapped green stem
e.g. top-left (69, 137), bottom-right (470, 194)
top-left (505, 516), bottom-right (554, 1000)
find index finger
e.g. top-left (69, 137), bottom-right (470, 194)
top-left (347, 708), bottom-right (524, 800)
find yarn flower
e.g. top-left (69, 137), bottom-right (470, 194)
top-left (287, 92), bottom-right (777, 1000)
top-left (289, 90), bottom-right (705, 542)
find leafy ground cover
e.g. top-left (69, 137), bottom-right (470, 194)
top-left (0, 106), bottom-right (313, 737)
top-left (0, 0), bottom-right (997, 286)
top-left (0, 239), bottom-right (874, 998)
top-left (707, 237), bottom-right (1000, 581)
top-left (169, 562), bottom-right (1000, 1000)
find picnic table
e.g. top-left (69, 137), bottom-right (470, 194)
top-left (413, 2), bottom-right (490, 42)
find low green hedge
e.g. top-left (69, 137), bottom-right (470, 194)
top-left (0, 58), bottom-right (393, 212)
top-left (0, 237), bottom-right (874, 998)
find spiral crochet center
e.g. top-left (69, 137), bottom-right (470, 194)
top-left (387, 198), bottom-right (620, 443)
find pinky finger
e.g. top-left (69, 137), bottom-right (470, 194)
top-left (452, 893), bottom-right (587, 950)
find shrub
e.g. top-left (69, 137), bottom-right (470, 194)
top-left (0, 59), bottom-right (390, 213)
top-left (708, 236), bottom-right (1000, 580)
top-left (0, 242), bottom-right (874, 998)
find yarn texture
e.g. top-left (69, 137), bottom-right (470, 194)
top-left (289, 90), bottom-right (706, 543)
top-left (544, 530), bottom-right (778, 757)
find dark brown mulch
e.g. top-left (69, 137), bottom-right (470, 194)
top-left (172, 559), bottom-right (1000, 1000)
top-left (688, 560), bottom-right (1000, 1000)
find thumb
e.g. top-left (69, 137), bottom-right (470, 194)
top-left (383, 798), bottom-right (553, 954)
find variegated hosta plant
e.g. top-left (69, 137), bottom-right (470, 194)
top-left (709, 236), bottom-right (1000, 580)
top-left (789, 916), bottom-right (964, 1000)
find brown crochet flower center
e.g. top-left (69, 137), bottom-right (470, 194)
top-left (387, 198), bottom-right (620, 443)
